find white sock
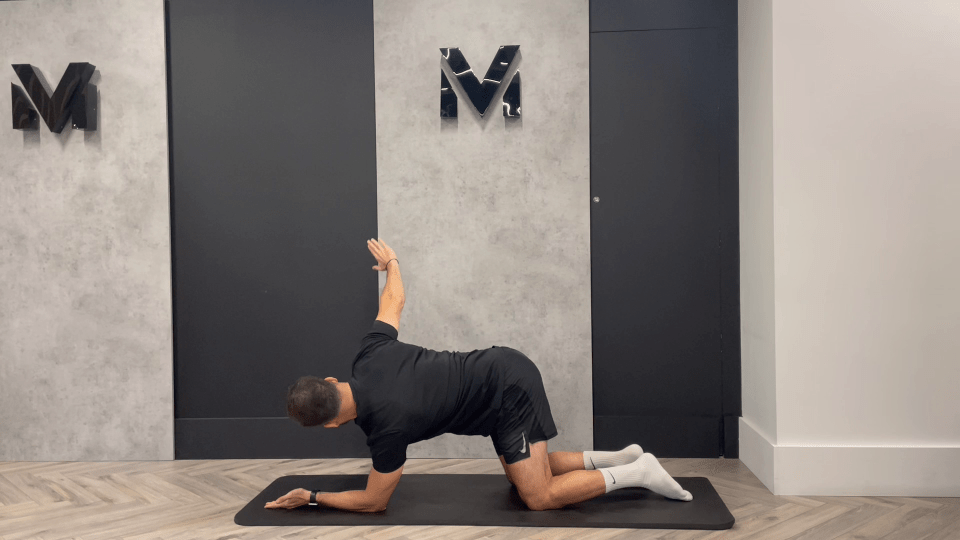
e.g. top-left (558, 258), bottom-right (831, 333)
top-left (583, 444), bottom-right (643, 470)
top-left (599, 453), bottom-right (693, 502)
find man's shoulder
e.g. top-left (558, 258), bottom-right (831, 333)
top-left (362, 410), bottom-right (414, 444)
top-left (366, 319), bottom-right (399, 341)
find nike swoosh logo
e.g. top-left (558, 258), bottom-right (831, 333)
top-left (611, 472), bottom-right (616, 484)
top-left (520, 433), bottom-right (527, 454)
top-left (589, 457), bottom-right (596, 469)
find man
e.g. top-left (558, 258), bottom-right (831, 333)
top-left (266, 238), bottom-right (693, 512)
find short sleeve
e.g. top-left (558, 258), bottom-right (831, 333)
top-left (369, 432), bottom-right (407, 473)
top-left (362, 319), bottom-right (398, 346)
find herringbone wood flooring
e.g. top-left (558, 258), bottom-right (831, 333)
top-left (1, 457), bottom-right (957, 540)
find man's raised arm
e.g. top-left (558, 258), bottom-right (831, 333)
top-left (369, 238), bottom-right (405, 331)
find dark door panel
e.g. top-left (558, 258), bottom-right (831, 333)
top-left (168, 0), bottom-right (377, 457)
top-left (591, 27), bottom-right (725, 457)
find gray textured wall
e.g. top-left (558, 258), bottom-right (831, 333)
top-left (373, 0), bottom-right (592, 457)
top-left (0, 0), bottom-right (173, 460)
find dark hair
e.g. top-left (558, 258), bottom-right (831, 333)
top-left (286, 376), bottom-right (341, 427)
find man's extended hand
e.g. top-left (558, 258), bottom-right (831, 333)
top-left (368, 238), bottom-right (398, 272)
top-left (264, 488), bottom-right (311, 510)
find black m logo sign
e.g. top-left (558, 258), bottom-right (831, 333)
top-left (11, 63), bottom-right (98, 133)
top-left (440, 46), bottom-right (520, 118)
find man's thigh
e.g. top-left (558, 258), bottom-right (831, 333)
top-left (500, 441), bottom-right (551, 494)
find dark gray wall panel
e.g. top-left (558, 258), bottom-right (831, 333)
top-left (167, 0), bottom-right (377, 457)
top-left (591, 0), bottom-right (734, 32)
top-left (590, 0), bottom-right (739, 458)
top-left (591, 27), bottom-right (722, 455)
top-left (717, 5), bottom-right (741, 458)
top-left (595, 416), bottom-right (721, 458)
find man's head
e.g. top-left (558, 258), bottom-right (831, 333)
top-left (286, 375), bottom-right (342, 428)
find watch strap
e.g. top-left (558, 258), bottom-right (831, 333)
top-left (310, 490), bottom-right (319, 504)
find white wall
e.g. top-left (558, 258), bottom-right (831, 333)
top-left (737, 0), bottom-right (778, 491)
top-left (739, 0), bottom-right (960, 495)
top-left (738, 0), bottom-right (777, 445)
top-left (0, 0), bottom-right (173, 461)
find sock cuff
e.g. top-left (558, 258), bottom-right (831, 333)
top-left (599, 468), bottom-right (616, 492)
top-left (583, 445), bottom-right (643, 470)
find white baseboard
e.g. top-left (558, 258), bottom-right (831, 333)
top-left (738, 417), bottom-right (960, 497)
top-left (738, 417), bottom-right (776, 492)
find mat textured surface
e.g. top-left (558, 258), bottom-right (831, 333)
top-left (235, 474), bottom-right (735, 530)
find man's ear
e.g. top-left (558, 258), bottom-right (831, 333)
top-left (324, 377), bottom-right (338, 384)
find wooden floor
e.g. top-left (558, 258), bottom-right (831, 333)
top-left (1, 457), bottom-right (958, 540)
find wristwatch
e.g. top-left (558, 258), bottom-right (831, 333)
top-left (309, 490), bottom-right (320, 505)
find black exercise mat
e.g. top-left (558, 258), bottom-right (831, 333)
top-left (235, 474), bottom-right (734, 530)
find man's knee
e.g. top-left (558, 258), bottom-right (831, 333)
top-left (518, 487), bottom-right (555, 511)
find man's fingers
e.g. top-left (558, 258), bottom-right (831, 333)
top-left (265, 490), bottom-right (302, 509)
top-left (368, 239), bottom-right (383, 257)
top-left (368, 239), bottom-right (389, 264)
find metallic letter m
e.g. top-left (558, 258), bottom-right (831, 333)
top-left (11, 63), bottom-right (98, 133)
top-left (440, 46), bottom-right (520, 118)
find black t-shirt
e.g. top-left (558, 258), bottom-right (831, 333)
top-left (349, 320), bottom-right (506, 473)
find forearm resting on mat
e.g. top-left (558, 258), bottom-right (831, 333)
top-left (317, 466), bottom-right (401, 513)
top-left (316, 490), bottom-right (387, 513)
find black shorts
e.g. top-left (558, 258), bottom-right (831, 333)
top-left (489, 346), bottom-right (558, 465)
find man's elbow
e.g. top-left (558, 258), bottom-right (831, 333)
top-left (363, 500), bottom-right (388, 513)
top-left (362, 494), bottom-right (390, 513)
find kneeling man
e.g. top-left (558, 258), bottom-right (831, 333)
top-left (266, 239), bottom-right (693, 512)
